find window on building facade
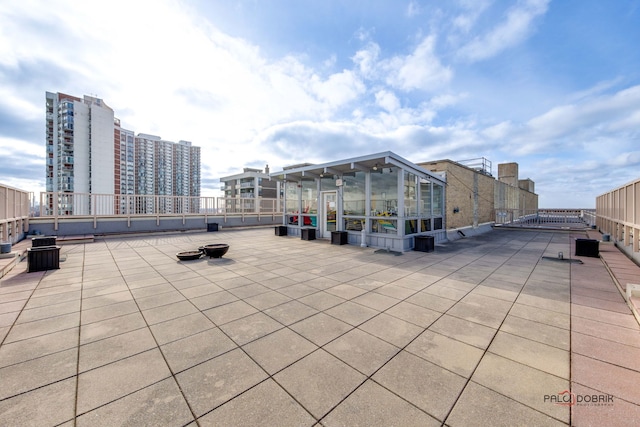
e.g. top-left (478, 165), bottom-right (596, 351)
top-left (343, 171), bottom-right (365, 216)
top-left (371, 168), bottom-right (398, 217)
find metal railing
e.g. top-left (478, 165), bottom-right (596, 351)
top-left (0, 184), bottom-right (31, 244)
top-left (494, 209), bottom-right (594, 228)
top-left (597, 177), bottom-right (640, 254)
top-left (38, 192), bottom-right (282, 218)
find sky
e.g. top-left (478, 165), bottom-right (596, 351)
top-left (1, 0), bottom-right (639, 208)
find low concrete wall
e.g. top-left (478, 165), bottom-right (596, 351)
top-left (27, 214), bottom-right (283, 237)
top-left (616, 241), bottom-right (640, 267)
top-left (446, 222), bottom-right (495, 242)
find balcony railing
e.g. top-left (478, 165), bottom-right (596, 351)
top-left (38, 192), bottom-right (282, 217)
top-left (0, 184), bottom-right (31, 244)
top-left (493, 209), bottom-right (595, 227)
top-left (597, 177), bottom-right (640, 257)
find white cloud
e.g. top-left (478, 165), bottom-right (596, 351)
top-left (310, 70), bottom-right (366, 109)
top-left (478, 84), bottom-right (640, 155)
top-left (0, 137), bottom-right (42, 158)
top-left (407, 1), bottom-right (421, 18)
top-left (482, 121), bottom-right (513, 140)
top-left (352, 42), bottom-right (381, 78)
top-left (429, 93), bottom-right (467, 109)
top-left (451, 0), bottom-right (493, 33)
top-left (382, 36), bottom-right (453, 92)
top-left (375, 90), bottom-right (401, 112)
top-left (457, 0), bottom-right (550, 61)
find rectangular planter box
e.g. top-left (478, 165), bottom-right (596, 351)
top-left (414, 235), bottom-right (435, 253)
top-left (301, 228), bottom-right (316, 241)
top-left (32, 236), bottom-right (57, 247)
top-left (27, 245), bottom-right (61, 273)
top-left (275, 225), bottom-right (288, 236)
top-left (207, 223), bottom-right (219, 232)
top-left (575, 238), bottom-right (599, 257)
top-left (331, 231), bottom-right (348, 245)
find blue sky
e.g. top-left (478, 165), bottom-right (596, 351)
top-left (1, 0), bottom-right (639, 207)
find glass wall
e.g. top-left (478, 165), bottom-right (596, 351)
top-left (404, 171), bottom-right (418, 235)
top-left (343, 171), bottom-right (365, 231)
top-left (285, 181), bottom-right (299, 225)
top-left (371, 168), bottom-right (398, 216)
top-left (370, 168), bottom-right (398, 233)
top-left (343, 171), bottom-right (366, 215)
top-left (433, 184), bottom-right (443, 217)
top-left (301, 179), bottom-right (317, 227)
top-left (281, 160), bottom-right (445, 238)
top-left (420, 178), bottom-right (431, 232)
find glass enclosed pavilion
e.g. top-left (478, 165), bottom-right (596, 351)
top-left (269, 152), bottom-right (447, 251)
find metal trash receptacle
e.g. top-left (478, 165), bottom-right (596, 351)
top-left (414, 236), bottom-right (435, 252)
top-left (301, 228), bottom-right (316, 241)
top-left (27, 245), bottom-right (61, 272)
top-left (575, 238), bottom-right (599, 257)
top-left (331, 231), bottom-right (348, 245)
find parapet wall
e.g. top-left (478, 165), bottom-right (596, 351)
top-left (26, 214), bottom-right (283, 238)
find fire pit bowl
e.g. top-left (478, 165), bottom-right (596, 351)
top-left (202, 244), bottom-right (230, 258)
top-left (176, 250), bottom-right (203, 261)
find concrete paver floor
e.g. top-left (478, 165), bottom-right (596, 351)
top-left (0, 227), bottom-right (639, 426)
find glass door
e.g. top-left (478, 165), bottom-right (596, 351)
top-left (322, 191), bottom-right (337, 238)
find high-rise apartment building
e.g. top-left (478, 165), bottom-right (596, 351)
top-left (133, 134), bottom-right (201, 213)
top-left (46, 92), bottom-right (116, 214)
top-left (46, 92), bottom-right (201, 215)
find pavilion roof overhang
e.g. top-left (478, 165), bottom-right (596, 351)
top-left (269, 151), bottom-right (446, 185)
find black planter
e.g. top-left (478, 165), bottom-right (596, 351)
top-left (575, 238), bottom-right (599, 257)
top-left (331, 231), bottom-right (348, 245)
top-left (207, 223), bottom-right (219, 232)
top-left (301, 228), bottom-right (316, 241)
top-left (275, 226), bottom-right (288, 236)
top-left (414, 235), bottom-right (435, 253)
top-left (202, 244), bottom-right (230, 258)
top-left (176, 250), bottom-right (203, 261)
top-left (27, 245), bottom-right (60, 272)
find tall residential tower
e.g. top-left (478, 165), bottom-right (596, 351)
top-left (46, 91), bottom-right (201, 215)
top-left (46, 92), bottom-right (116, 214)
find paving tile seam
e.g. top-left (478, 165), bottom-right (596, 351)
top-left (598, 254), bottom-right (640, 327)
top-left (193, 376), bottom-right (317, 424)
top-left (0, 372), bottom-right (77, 404)
top-left (440, 231), bottom-right (565, 425)
top-left (195, 269), bottom-right (445, 423)
top-left (570, 300), bottom-right (632, 315)
top-left (510, 299), bottom-right (573, 319)
top-left (306, 232), bottom-right (540, 425)
top-left (570, 327), bottom-right (640, 348)
top-left (105, 247), bottom-right (203, 423)
top-left (73, 376), bottom-right (179, 420)
top-left (72, 243), bottom-right (87, 424)
top-left (168, 345), bottom-right (241, 376)
top-left (185, 309), bottom-right (324, 423)
top-left (569, 310), bottom-right (637, 329)
top-left (77, 345), bottom-right (167, 375)
top-left (496, 327), bottom-right (569, 352)
top-left (569, 379), bottom-right (640, 406)
top-left (0, 271), bottom-right (49, 349)
top-left (465, 380), bottom-right (571, 426)
top-left (570, 349), bottom-right (640, 376)
top-left (0, 340), bottom-right (79, 370)
top-left (319, 376), bottom-right (441, 425)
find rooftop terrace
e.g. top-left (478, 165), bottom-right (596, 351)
top-left (1, 227), bottom-right (639, 426)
